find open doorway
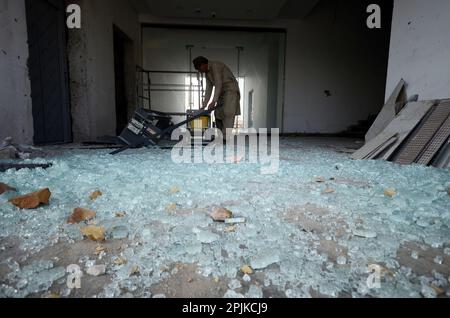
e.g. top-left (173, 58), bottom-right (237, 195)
top-left (25, 0), bottom-right (72, 145)
top-left (142, 27), bottom-right (286, 130)
top-left (113, 26), bottom-right (134, 136)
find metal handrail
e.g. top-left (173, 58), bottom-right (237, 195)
top-left (136, 66), bottom-right (205, 111)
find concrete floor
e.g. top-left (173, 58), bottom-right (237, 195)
top-left (0, 137), bottom-right (449, 298)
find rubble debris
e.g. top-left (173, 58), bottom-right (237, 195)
top-left (170, 187), bottom-right (180, 193)
top-left (421, 285), bottom-right (439, 298)
top-left (228, 279), bottom-right (242, 290)
top-left (1, 260), bottom-right (66, 298)
top-left (130, 266), bottom-right (140, 276)
top-left (0, 136), bottom-right (13, 148)
top-left (87, 265), bottom-right (106, 277)
top-left (116, 212), bottom-right (126, 218)
top-left (246, 285), bottom-right (263, 298)
top-left (224, 225), bottom-right (237, 233)
top-left (1, 140), bottom-right (449, 298)
top-left (110, 226), bottom-right (129, 239)
top-left (165, 203), bottom-right (178, 212)
top-left (353, 229), bottom-right (378, 239)
top-left (241, 265), bottom-right (254, 275)
top-left (336, 256), bottom-right (347, 265)
top-left (195, 229), bottom-right (220, 244)
top-left (210, 207), bottom-right (233, 222)
top-left (67, 208), bottom-right (96, 224)
top-left (430, 285), bottom-right (446, 297)
top-left (225, 218), bottom-right (246, 224)
top-left (0, 182), bottom-right (16, 195)
top-left (0, 137), bottom-right (45, 160)
top-left (80, 226), bottom-right (105, 242)
top-left (89, 190), bottom-right (103, 201)
top-left (114, 256), bottom-right (127, 266)
top-left (373, 265), bottom-right (396, 278)
top-left (95, 245), bottom-right (107, 255)
top-left (224, 290), bottom-right (245, 298)
top-left (434, 255), bottom-right (444, 265)
top-left (251, 254), bottom-right (280, 270)
top-left (0, 163), bottom-right (52, 173)
top-left (0, 138), bottom-right (18, 159)
top-left (42, 293), bottom-right (61, 299)
top-left (9, 188), bottom-right (51, 209)
top-left (87, 219), bottom-right (98, 226)
top-left (0, 146), bottom-right (17, 159)
top-left (384, 188), bottom-right (397, 198)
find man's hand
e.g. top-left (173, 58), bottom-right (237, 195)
top-left (207, 102), bottom-right (217, 110)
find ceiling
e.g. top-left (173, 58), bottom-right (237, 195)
top-left (130, 0), bottom-right (320, 20)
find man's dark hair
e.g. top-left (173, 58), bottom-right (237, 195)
top-left (193, 56), bottom-right (209, 70)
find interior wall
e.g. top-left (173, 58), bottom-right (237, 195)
top-left (142, 28), bottom-right (285, 129)
top-left (140, 0), bottom-right (392, 134)
top-left (66, 0), bottom-right (142, 142)
top-left (0, 0), bottom-right (34, 144)
top-left (386, 0), bottom-right (450, 101)
top-left (282, 0), bottom-right (392, 133)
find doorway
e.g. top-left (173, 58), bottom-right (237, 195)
top-left (142, 27), bottom-right (286, 130)
top-left (25, 0), bottom-right (72, 145)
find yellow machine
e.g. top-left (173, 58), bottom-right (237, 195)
top-left (187, 115), bottom-right (211, 130)
top-left (186, 110), bottom-right (213, 143)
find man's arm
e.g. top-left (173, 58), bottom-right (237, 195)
top-left (212, 64), bottom-right (223, 104)
top-left (203, 77), bottom-right (213, 108)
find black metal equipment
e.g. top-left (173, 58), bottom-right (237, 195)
top-left (110, 106), bottom-right (218, 155)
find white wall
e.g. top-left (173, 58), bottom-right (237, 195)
top-left (67, 0), bottom-right (142, 141)
top-left (0, 0), bottom-right (33, 144)
top-left (282, 1), bottom-right (390, 133)
top-left (140, 0), bottom-right (391, 134)
top-left (386, 0), bottom-right (450, 101)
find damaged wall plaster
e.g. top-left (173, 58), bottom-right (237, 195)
top-left (66, 0), bottom-right (142, 142)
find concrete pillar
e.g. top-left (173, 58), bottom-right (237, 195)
top-left (0, 0), bottom-right (34, 144)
